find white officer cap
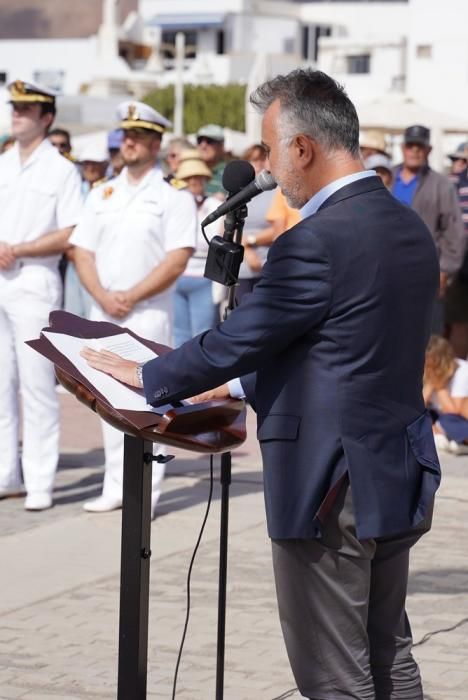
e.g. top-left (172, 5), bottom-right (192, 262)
top-left (117, 101), bottom-right (172, 135)
top-left (78, 143), bottom-right (109, 164)
top-left (8, 79), bottom-right (57, 104)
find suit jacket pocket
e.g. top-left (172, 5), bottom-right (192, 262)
top-left (406, 410), bottom-right (440, 474)
top-left (257, 414), bottom-right (301, 442)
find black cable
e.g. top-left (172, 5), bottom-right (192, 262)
top-left (201, 223), bottom-right (211, 247)
top-left (171, 454), bottom-right (215, 700)
top-left (271, 689), bottom-right (298, 700)
top-left (413, 616), bottom-right (468, 647)
top-left (270, 617), bottom-right (468, 700)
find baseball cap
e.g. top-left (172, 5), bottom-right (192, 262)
top-left (364, 154), bottom-right (392, 172)
top-left (107, 129), bottom-right (124, 150)
top-left (404, 125), bottom-right (431, 146)
top-left (448, 141), bottom-right (468, 161)
top-left (196, 124), bottom-right (224, 143)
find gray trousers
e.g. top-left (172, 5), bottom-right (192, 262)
top-left (271, 479), bottom-right (432, 700)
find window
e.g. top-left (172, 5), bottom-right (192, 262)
top-left (161, 31), bottom-right (197, 60)
top-left (302, 25), bottom-right (332, 61)
top-left (416, 45), bottom-right (432, 59)
top-left (346, 54), bottom-right (370, 74)
top-left (283, 37), bottom-right (296, 55)
top-left (216, 30), bottom-right (225, 55)
top-left (0, 72), bottom-right (7, 85)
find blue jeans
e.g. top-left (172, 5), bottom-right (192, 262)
top-left (64, 262), bottom-right (92, 318)
top-left (174, 276), bottom-right (216, 347)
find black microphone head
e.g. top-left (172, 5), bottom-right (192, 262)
top-left (222, 160), bottom-right (255, 194)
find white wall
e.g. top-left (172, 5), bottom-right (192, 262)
top-left (0, 38), bottom-right (98, 95)
top-left (319, 37), bottom-right (405, 103)
top-left (229, 13), bottom-right (300, 55)
top-left (140, 0), bottom-right (249, 20)
top-left (407, 0), bottom-right (468, 118)
top-left (258, 0), bottom-right (409, 38)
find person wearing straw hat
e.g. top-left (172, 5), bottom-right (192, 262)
top-left (0, 79), bottom-right (83, 510)
top-left (70, 101), bottom-right (197, 515)
top-left (173, 150), bottom-right (221, 346)
top-left (359, 129), bottom-right (390, 160)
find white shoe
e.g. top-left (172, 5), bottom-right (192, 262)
top-left (24, 492), bottom-right (53, 511)
top-left (448, 440), bottom-right (468, 455)
top-left (83, 495), bottom-right (122, 513)
top-left (0, 485), bottom-right (25, 499)
top-left (433, 433), bottom-right (450, 452)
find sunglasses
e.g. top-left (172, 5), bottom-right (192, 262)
top-left (197, 136), bottom-right (219, 146)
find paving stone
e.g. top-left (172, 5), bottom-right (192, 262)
top-left (0, 396), bottom-right (467, 698)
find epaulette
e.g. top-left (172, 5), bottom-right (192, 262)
top-left (164, 174), bottom-right (187, 190)
top-left (92, 177), bottom-right (109, 189)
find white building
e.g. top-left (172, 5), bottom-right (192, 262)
top-left (0, 0), bottom-right (466, 164)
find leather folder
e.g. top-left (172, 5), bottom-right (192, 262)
top-left (27, 310), bottom-right (246, 454)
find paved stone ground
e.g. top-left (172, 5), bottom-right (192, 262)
top-left (0, 392), bottom-right (467, 699)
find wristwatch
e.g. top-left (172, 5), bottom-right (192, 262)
top-left (245, 234), bottom-right (257, 247)
top-left (136, 362), bottom-right (145, 388)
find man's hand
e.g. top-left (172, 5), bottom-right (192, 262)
top-left (98, 290), bottom-right (133, 318)
top-left (80, 348), bottom-right (141, 387)
top-left (0, 242), bottom-right (16, 270)
top-left (189, 384), bottom-right (231, 403)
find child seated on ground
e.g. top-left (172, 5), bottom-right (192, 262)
top-left (423, 335), bottom-right (468, 454)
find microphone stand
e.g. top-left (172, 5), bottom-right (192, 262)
top-left (215, 203), bottom-right (247, 700)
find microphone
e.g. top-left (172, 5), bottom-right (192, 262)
top-left (201, 163), bottom-right (277, 227)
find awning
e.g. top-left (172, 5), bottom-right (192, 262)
top-left (147, 13), bottom-right (226, 31)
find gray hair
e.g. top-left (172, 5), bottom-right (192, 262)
top-left (250, 69), bottom-right (360, 157)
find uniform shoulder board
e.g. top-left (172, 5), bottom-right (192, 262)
top-left (163, 174), bottom-right (187, 190)
top-left (92, 176), bottom-right (109, 189)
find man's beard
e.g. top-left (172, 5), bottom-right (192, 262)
top-left (275, 154), bottom-right (307, 209)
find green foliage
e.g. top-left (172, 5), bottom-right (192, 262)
top-left (143, 83), bottom-right (246, 133)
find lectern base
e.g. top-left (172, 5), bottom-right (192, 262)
top-left (117, 434), bottom-right (154, 700)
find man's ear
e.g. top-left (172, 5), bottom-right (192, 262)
top-left (41, 112), bottom-right (55, 132)
top-left (293, 134), bottom-right (314, 168)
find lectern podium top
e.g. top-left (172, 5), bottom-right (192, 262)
top-left (28, 310), bottom-right (247, 454)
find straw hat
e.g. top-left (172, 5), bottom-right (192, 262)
top-left (176, 155), bottom-right (212, 180)
top-left (360, 130), bottom-right (390, 157)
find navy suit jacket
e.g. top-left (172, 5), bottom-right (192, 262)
top-left (143, 176), bottom-right (441, 540)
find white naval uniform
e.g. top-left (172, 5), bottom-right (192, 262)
top-left (0, 139), bottom-right (83, 495)
top-left (70, 166), bottom-right (197, 502)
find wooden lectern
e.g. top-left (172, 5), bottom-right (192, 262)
top-left (28, 311), bottom-right (247, 700)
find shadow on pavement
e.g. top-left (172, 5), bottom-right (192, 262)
top-left (53, 450), bottom-right (263, 513)
top-left (409, 568), bottom-right (468, 595)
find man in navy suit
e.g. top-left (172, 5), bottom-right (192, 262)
top-left (82, 69), bottom-right (440, 699)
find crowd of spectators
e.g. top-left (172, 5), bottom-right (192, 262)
top-left (1, 77), bottom-right (468, 512)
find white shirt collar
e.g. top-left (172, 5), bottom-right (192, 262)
top-left (300, 170), bottom-right (376, 219)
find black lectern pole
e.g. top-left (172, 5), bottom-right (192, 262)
top-left (216, 450), bottom-right (231, 699)
top-left (117, 434), bottom-right (153, 700)
top-left (213, 207), bottom-right (247, 700)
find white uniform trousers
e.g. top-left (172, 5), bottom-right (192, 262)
top-left (0, 266), bottom-right (61, 495)
top-left (89, 303), bottom-right (173, 501)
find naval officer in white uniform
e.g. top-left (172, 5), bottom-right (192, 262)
top-left (0, 80), bottom-right (83, 510)
top-left (71, 101), bottom-right (197, 515)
